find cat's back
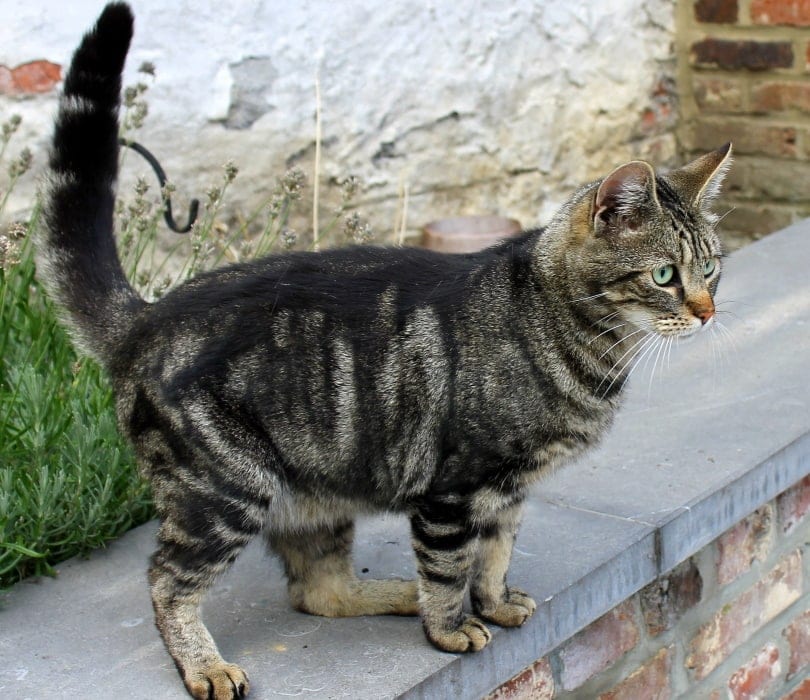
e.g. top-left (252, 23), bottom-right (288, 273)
top-left (108, 242), bottom-right (502, 391)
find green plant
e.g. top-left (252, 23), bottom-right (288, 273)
top-left (0, 214), bottom-right (153, 587)
top-left (0, 67), bottom-right (375, 588)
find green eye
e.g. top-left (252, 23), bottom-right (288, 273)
top-left (652, 265), bottom-right (675, 286)
top-left (703, 258), bottom-right (717, 277)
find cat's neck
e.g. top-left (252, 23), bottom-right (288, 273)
top-left (507, 191), bottom-right (639, 403)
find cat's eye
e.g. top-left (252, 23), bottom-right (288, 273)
top-left (652, 265), bottom-right (675, 286)
top-left (703, 258), bottom-right (717, 277)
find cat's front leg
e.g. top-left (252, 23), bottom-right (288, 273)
top-left (410, 500), bottom-right (491, 652)
top-left (470, 502), bottom-right (537, 627)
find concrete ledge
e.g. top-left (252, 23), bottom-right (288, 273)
top-left (2, 220), bottom-right (809, 699)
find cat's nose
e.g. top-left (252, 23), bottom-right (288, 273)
top-left (688, 294), bottom-right (714, 325)
top-left (695, 308), bottom-right (715, 325)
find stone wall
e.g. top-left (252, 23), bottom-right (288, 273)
top-left (0, 1), bottom-right (677, 245)
top-left (486, 475), bottom-right (810, 699)
top-left (677, 0), bottom-right (810, 250)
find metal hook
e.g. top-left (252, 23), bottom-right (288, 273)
top-left (118, 138), bottom-right (199, 233)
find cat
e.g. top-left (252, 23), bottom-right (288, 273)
top-left (38, 3), bottom-right (731, 699)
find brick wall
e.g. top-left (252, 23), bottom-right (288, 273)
top-left (677, 0), bottom-right (810, 250)
top-left (487, 474), bottom-right (810, 699)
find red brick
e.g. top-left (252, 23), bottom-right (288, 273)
top-left (598, 647), bottom-right (672, 700)
top-left (686, 551), bottom-right (803, 680)
top-left (695, 0), bottom-right (739, 23)
top-left (716, 505), bottom-right (773, 586)
top-left (638, 77), bottom-right (678, 137)
top-left (728, 643), bottom-right (781, 700)
top-left (691, 39), bottom-right (793, 71)
top-left (784, 610), bottom-right (810, 678)
top-left (689, 119), bottom-right (797, 158)
top-left (694, 77), bottom-right (745, 112)
top-left (778, 474), bottom-right (810, 534)
top-left (780, 677), bottom-right (810, 699)
top-left (0, 60), bottom-right (61, 95)
top-left (752, 0), bottom-right (810, 26)
top-left (486, 658), bottom-right (554, 700)
top-left (753, 82), bottom-right (810, 114)
top-left (559, 600), bottom-right (639, 690)
top-left (641, 559), bottom-right (703, 637)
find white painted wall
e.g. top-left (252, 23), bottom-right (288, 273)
top-left (0, 0), bottom-right (677, 243)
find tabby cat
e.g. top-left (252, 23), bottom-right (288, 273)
top-left (39, 4), bottom-right (731, 699)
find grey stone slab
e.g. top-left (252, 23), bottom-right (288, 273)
top-left (0, 501), bottom-right (652, 699)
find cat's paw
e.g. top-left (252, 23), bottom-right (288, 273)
top-left (184, 662), bottom-right (249, 699)
top-left (426, 615), bottom-right (492, 653)
top-left (475, 587), bottom-right (537, 627)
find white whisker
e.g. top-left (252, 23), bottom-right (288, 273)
top-left (597, 327), bottom-right (647, 362)
top-left (590, 310), bottom-right (620, 329)
top-left (647, 335), bottom-right (667, 400)
top-left (588, 322), bottom-right (627, 345)
top-left (599, 332), bottom-right (657, 399)
top-left (570, 292), bottom-right (608, 304)
top-left (665, 336), bottom-right (674, 372)
top-left (714, 320), bottom-right (738, 354)
top-left (614, 334), bottom-right (660, 397)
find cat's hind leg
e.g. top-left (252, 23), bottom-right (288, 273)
top-left (268, 520), bottom-right (419, 617)
top-left (149, 490), bottom-right (263, 700)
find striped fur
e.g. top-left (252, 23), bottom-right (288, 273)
top-left (40, 4), bottom-right (732, 699)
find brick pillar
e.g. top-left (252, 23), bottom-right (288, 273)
top-left (677, 0), bottom-right (810, 249)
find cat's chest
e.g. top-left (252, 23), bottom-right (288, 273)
top-left (456, 339), bottom-right (616, 456)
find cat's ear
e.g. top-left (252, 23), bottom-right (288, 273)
top-left (667, 142), bottom-right (733, 211)
top-left (593, 160), bottom-right (660, 237)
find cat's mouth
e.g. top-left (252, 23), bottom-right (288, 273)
top-left (654, 314), bottom-right (712, 338)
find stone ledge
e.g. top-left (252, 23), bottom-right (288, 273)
top-left (2, 220), bottom-right (809, 699)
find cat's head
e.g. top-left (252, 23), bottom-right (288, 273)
top-left (577, 143), bottom-right (732, 339)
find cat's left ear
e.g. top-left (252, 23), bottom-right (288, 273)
top-left (593, 160), bottom-right (661, 237)
top-left (667, 142), bottom-right (733, 211)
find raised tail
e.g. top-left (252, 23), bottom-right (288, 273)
top-left (39, 2), bottom-right (144, 364)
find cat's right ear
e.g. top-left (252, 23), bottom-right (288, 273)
top-left (666, 142), bottom-right (733, 211)
top-left (593, 161), bottom-right (660, 237)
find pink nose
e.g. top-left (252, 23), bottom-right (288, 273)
top-left (695, 307), bottom-right (714, 325)
top-left (688, 294), bottom-right (715, 325)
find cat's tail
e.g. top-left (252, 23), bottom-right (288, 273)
top-left (39, 2), bottom-right (145, 364)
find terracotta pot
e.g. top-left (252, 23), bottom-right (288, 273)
top-left (421, 215), bottom-right (523, 253)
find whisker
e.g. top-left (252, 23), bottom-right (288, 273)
top-left (708, 324), bottom-right (720, 389)
top-left (588, 322), bottom-right (627, 345)
top-left (570, 292), bottom-right (608, 304)
top-left (599, 332), bottom-right (657, 399)
top-left (715, 320), bottom-right (738, 354)
top-left (597, 327), bottom-right (647, 362)
top-left (715, 309), bottom-right (743, 323)
top-left (590, 310), bottom-right (621, 329)
top-left (665, 336), bottom-right (674, 372)
top-left (714, 207), bottom-right (736, 226)
top-left (717, 298), bottom-right (757, 311)
top-left (647, 335), bottom-right (667, 400)
top-left (614, 334), bottom-right (660, 397)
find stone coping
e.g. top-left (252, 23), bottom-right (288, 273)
top-left (2, 221), bottom-right (809, 699)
